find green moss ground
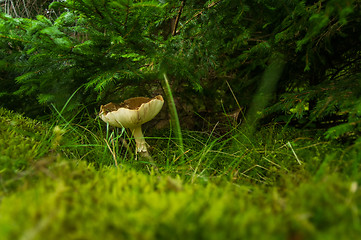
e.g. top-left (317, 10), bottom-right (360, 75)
top-left (1, 108), bottom-right (360, 240)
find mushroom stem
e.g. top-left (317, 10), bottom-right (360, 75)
top-left (132, 126), bottom-right (148, 154)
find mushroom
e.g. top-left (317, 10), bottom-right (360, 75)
top-left (99, 95), bottom-right (164, 157)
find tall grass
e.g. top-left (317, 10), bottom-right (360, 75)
top-left (41, 88), bottom-right (350, 185)
top-left (162, 73), bottom-right (185, 161)
top-left (24, 84), bottom-right (356, 188)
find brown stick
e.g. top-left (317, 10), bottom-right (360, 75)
top-left (172, 0), bottom-right (186, 36)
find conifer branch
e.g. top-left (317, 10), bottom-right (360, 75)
top-left (176, 0), bottom-right (222, 35)
top-left (124, 5), bottom-right (130, 32)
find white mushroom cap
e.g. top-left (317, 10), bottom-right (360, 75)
top-left (99, 95), bottom-right (164, 155)
top-left (99, 95), bottom-right (164, 128)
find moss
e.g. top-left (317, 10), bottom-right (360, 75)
top-left (0, 108), bottom-right (51, 193)
top-left (1, 108), bottom-right (361, 239)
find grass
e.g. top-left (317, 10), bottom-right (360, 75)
top-left (1, 107), bottom-right (361, 239)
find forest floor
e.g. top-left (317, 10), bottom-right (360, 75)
top-left (1, 107), bottom-right (360, 240)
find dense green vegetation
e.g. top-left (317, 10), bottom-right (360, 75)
top-left (1, 0), bottom-right (361, 239)
top-left (1, 107), bottom-right (361, 239)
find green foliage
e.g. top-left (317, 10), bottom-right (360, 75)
top-left (1, 0), bottom-right (168, 115)
top-left (1, 0), bottom-right (361, 141)
top-left (260, 0), bottom-right (361, 141)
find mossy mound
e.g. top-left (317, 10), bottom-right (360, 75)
top-left (1, 108), bottom-right (361, 239)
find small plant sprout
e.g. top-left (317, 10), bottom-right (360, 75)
top-left (99, 95), bottom-right (164, 158)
